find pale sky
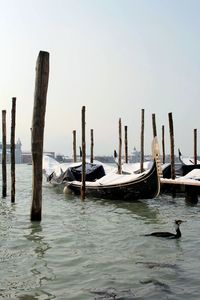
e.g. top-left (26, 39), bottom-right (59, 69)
top-left (0, 0), bottom-right (200, 157)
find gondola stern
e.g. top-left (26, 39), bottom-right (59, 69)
top-left (152, 137), bottom-right (161, 198)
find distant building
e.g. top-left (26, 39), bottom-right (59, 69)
top-left (21, 151), bottom-right (55, 164)
top-left (0, 138), bottom-right (22, 163)
top-left (129, 147), bottom-right (141, 163)
top-left (21, 152), bottom-right (32, 164)
top-left (94, 156), bottom-right (115, 163)
top-left (0, 138), bottom-right (55, 164)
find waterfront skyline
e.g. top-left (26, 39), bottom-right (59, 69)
top-left (0, 0), bottom-right (200, 156)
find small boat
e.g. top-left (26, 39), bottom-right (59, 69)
top-left (43, 155), bottom-right (115, 186)
top-left (178, 148), bottom-right (200, 166)
top-left (161, 170), bottom-right (200, 203)
top-left (161, 150), bottom-right (200, 201)
top-left (66, 138), bottom-right (161, 201)
top-left (162, 149), bottom-right (200, 179)
top-left (43, 155), bottom-right (70, 185)
top-left (161, 163), bottom-right (200, 178)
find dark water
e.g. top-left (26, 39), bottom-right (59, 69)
top-left (1, 165), bottom-right (200, 299)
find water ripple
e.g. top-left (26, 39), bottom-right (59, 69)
top-left (1, 165), bottom-right (200, 299)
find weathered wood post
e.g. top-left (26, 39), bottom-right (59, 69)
top-left (152, 113), bottom-right (157, 137)
top-left (11, 97), bottom-right (16, 203)
top-left (194, 128), bottom-right (197, 165)
top-left (124, 125), bottom-right (128, 163)
top-left (73, 130), bottom-right (77, 162)
top-left (90, 129), bottom-right (94, 163)
top-left (162, 125), bottom-right (165, 164)
top-left (118, 118), bottom-right (122, 174)
top-left (81, 106), bottom-right (86, 200)
top-left (79, 146), bottom-right (82, 159)
top-left (168, 112), bottom-right (175, 180)
top-left (31, 51), bottom-right (49, 221)
top-left (2, 110), bottom-right (7, 198)
top-left (140, 109), bottom-right (145, 172)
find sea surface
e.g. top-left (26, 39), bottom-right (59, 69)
top-left (1, 165), bottom-right (200, 300)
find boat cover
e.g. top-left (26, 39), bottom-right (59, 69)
top-left (65, 163), bottom-right (106, 182)
top-left (69, 169), bottom-right (149, 187)
top-left (162, 163), bottom-right (200, 178)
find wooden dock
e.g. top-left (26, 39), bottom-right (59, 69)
top-left (161, 177), bottom-right (200, 187)
top-left (160, 177), bottom-right (200, 203)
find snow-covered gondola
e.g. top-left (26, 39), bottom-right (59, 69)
top-left (66, 138), bottom-right (161, 201)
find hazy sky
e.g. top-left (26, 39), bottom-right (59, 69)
top-left (0, 0), bottom-right (200, 157)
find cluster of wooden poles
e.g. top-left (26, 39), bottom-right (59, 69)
top-left (1, 98), bottom-right (16, 202)
top-left (1, 51), bottom-right (49, 222)
top-left (1, 50), bottom-right (198, 222)
top-left (72, 107), bottom-right (198, 179)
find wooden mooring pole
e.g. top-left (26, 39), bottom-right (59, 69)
top-left (162, 125), bottom-right (165, 164)
top-left (11, 98), bottom-right (16, 203)
top-left (194, 128), bottom-right (197, 165)
top-left (124, 125), bottom-right (128, 163)
top-left (31, 51), bottom-right (49, 221)
top-left (81, 106), bottom-right (86, 200)
top-left (73, 130), bottom-right (77, 162)
top-left (152, 113), bottom-right (157, 137)
top-left (118, 118), bottom-right (122, 174)
top-left (90, 129), bottom-right (94, 163)
top-left (140, 109), bottom-right (144, 172)
top-left (79, 146), bottom-right (82, 159)
top-left (2, 110), bottom-right (7, 198)
top-left (168, 112), bottom-right (175, 180)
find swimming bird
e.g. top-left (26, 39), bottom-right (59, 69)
top-left (145, 220), bottom-right (185, 239)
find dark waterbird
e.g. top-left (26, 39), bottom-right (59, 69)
top-left (145, 220), bottom-right (186, 239)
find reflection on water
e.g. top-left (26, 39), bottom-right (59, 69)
top-left (52, 185), bottom-right (159, 223)
top-left (88, 197), bottom-right (159, 219)
top-left (23, 223), bottom-right (56, 299)
top-left (25, 223), bottom-right (51, 258)
top-left (90, 287), bottom-right (135, 299)
top-left (0, 165), bottom-right (200, 299)
top-left (0, 202), bottom-right (55, 299)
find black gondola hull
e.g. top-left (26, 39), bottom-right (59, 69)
top-left (67, 161), bottom-right (160, 201)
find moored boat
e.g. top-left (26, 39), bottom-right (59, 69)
top-left (161, 149), bottom-right (200, 201)
top-left (162, 149), bottom-right (200, 179)
top-left (66, 138), bottom-right (161, 201)
top-left (178, 148), bottom-right (200, 166)
top-left (43, 155), bottom-right (116, 186)
top-left (161, 168), bottom-right (200, 202)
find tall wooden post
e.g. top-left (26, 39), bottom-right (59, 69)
top-left (81, 106), bottom-right (86, 200)
top-left (194, 128), bottom-right (197, 165)
top-left (152, 113), bottom-right (157, 137)
top-left (118, 118), bottom-right (122, 174)
top-left (2, 110), bottom-right (7, 198)
top-left (124, 125), bottom-right (128, 163)
top-left (168, 112), bottom-right (175, 179)
top-left (90, 129), bottom-right (94, 163)
top-left (31, 51), bottom-right (49, 221)
top-left (73, 130), bottom-right (77, 162)
top-left (162, 125), bottom-right (165, 164)
top-left (79, 146), bottom-right (82, 159)
top-left (140, 109), bottom-right (144, 172)
top-left (11, 97), bottom-right (16, 203)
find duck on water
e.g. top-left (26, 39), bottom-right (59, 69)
top-left (145, 220), bottom-right (186, 239)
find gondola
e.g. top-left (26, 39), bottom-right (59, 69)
top-left (178, 148), bottom-right (200, 166)
top-left (43, 155), bottom-right (116, 186)
top-left (161, 149), bottom-right (200, 202)
top-left (66, 138), bottom-right (161, 201)
top-left (162, 149), bottom-right (200, 179)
